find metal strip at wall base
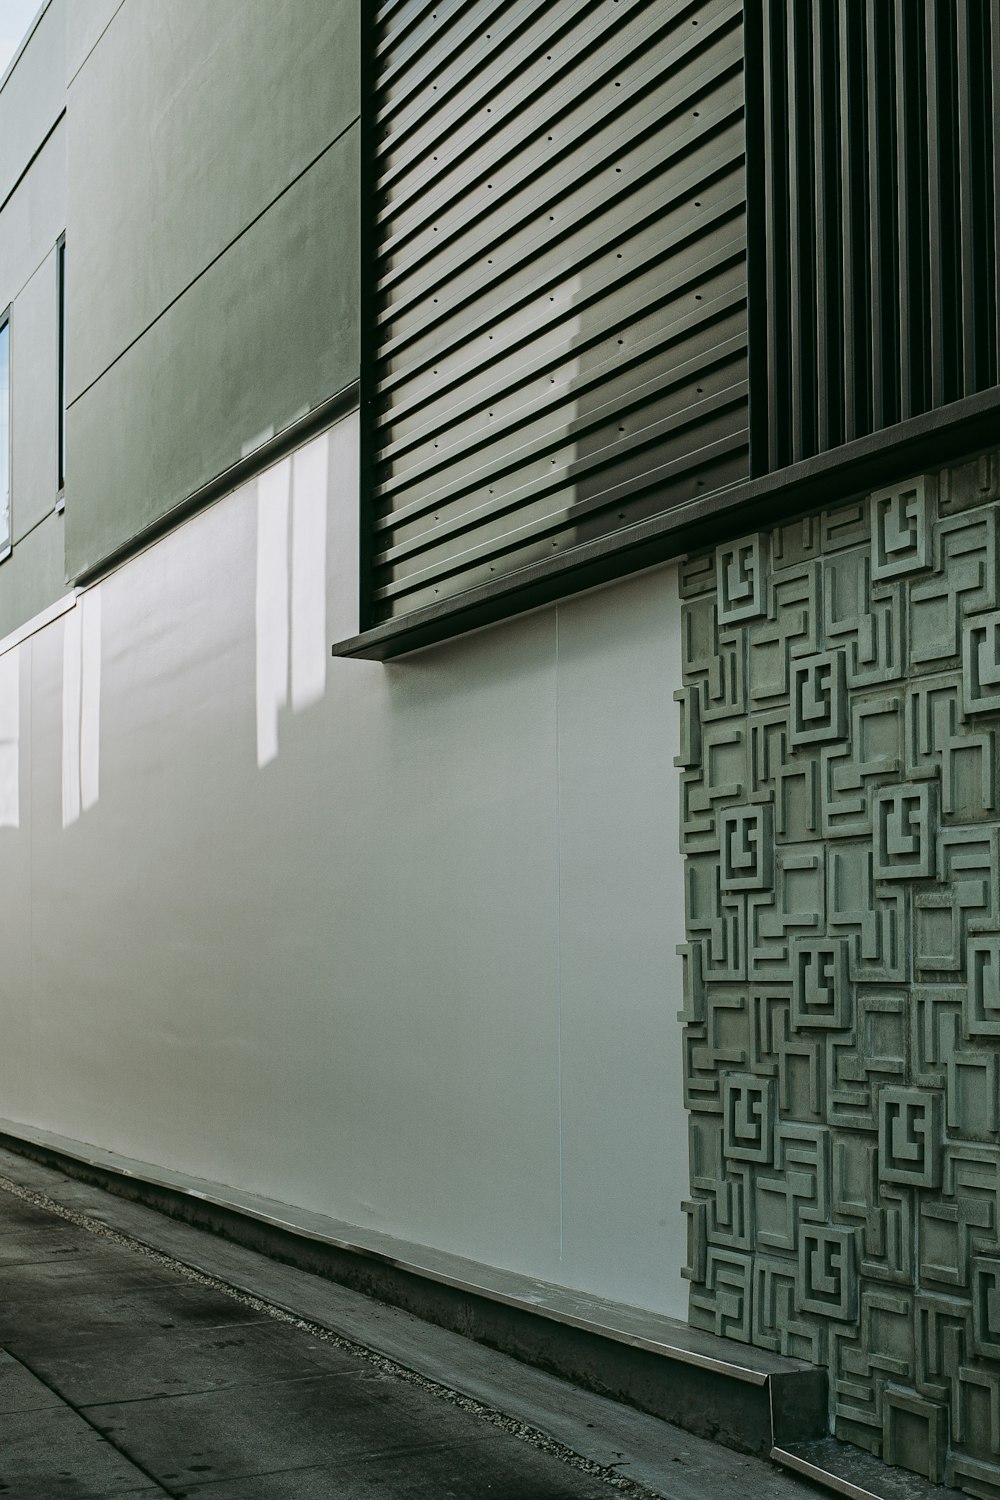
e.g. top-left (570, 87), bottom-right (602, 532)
top-left (0, 1119), bottom-right (826, 1457)
top-left (772, 1437), bottom-right (960, 1500)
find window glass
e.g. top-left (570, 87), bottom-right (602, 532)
top-left (57, 238), bottom-right (66, 493)
top-left (0, 316), bottom-right (9, 555)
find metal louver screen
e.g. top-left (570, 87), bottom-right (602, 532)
top-left (364, 0), bottom-right (749, 626)
top-left (750, 0), bottom-right (1000, 474)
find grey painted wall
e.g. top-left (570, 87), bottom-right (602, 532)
top-left (0, 410), bottom-right (690, 1318)
top-left (64, 0), bottom-right (360, 581)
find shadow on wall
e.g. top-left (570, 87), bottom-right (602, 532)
top-left (62, 589), bottom-right (101, 829)
top-left (255, 433), bottom-right (330, 768)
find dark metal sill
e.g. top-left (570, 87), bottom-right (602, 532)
top-left (773, 1436), bottom-right (960, 1500)
top-left (73, 381), bottom-right (360, 589)
top-left (333, 386), bottom-right (1000, 662)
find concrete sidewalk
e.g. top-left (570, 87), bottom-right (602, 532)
top-left (0, 1148), bottom-right (818, 1499)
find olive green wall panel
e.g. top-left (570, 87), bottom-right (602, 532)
top-left (0, 120), bottom-right (64, 316)
top-left (0, 509), bottom-right (65, 641)
top-left (679, 450), bottom-right (1000, 1496)
top-left (64, 130), bottom-right (359, 581)
top-left (10, 247), bottom-right (60, 541)
top-left (0, 0), bottom-right (64, 209)
top-left (66, 0), bottom-right (358, 404)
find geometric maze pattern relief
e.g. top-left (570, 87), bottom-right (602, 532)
top-left (678, 454), bottom-right (1000, 1496)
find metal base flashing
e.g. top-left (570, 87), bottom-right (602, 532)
top-left (772, 1438), bottom-right (960, 1500)
top-left (0, 1119), bottom-right (825, 1457)
top-left (72, 381), bottom-right (360, 590)
top-left (334, 385), bottom-right (1000, 660)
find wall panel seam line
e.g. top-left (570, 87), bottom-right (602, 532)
top-left (74, 381), bottom-right (359, 589)
top-left (0, 106), bottom-right (65, 220)
top-left (65, 0), bottom-right (130, 88)
top-left (0, 0), bottom-right (53, 95)
top-left (65, 111), bottom-right (361, 412)
top-left (7, 241), bottom-right (63, 326)
top-left (11, 503), bottom-right (58, 553)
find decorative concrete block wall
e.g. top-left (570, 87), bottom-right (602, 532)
top-left (678, 452), bottom-right (1000, 1495)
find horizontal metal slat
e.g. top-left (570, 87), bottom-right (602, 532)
top-left (377, 0), bottom-right (739, 252)
top-left (377, 129), bottom-right (745, 376)
top-left (379, 333), bottom-right (746, 579)
top-left (380, 244), bottom-right (746, 496)
top-left (377, 382), bottom-right (749, 573)
top-left (379, 108), bottom-right (743, 362)
top-left (374, 435), bottom-right (750, 618)
top-left (382, 325), bottom-right (746, 561)
top-left (379, 340), bottom-right (746, 552)
top-left (381, 283), bottom-right (747, 473)
top-left (382, 257), bottom-right (746, 492)
top-left (376, 0), bottom-right (530, 123)
top-left (379, 233), bottom-right (746, 434)
top-left (374, 0), bottom-right (430, 40)
top-left (377, 0), bottom-right (726, 246)
top-left (379, 221), bottom-right (746, 459)
top-left (375, 423), bottom-right (750, 606)
top-left (376, 0), bottom-right (613, 200)
top-left (376, 0), bottom-right (647, 180)
top-left (379, 307), bottom-right (746, 507)
top-left (365, 0), bottom-right (749, 629)
top-left (378, 39), bottom-right (742, 315)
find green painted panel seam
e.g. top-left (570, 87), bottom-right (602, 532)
top-left (66, 112), bottom-right (360, 412)
top-left (65, 0), bottom-right (128, 88)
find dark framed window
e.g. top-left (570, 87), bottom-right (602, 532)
top-left (0, 308), bottom-right (10, 559)
top-left (56, 233), bottom-right (66, 503)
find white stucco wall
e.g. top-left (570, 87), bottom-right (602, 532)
top-left (0, 410), bottom-right (690, 1318)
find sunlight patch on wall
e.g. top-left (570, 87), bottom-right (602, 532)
top-left (62, 589), bottom-right (102, 828)
top-left (0, 646), bottom-right (19, 828)
top-left (255, 458), bottom-right (290, 768)
top-left (255, 432), bottom-right (329, 767)
top-left (290, 437), bottom-right (329, 712)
